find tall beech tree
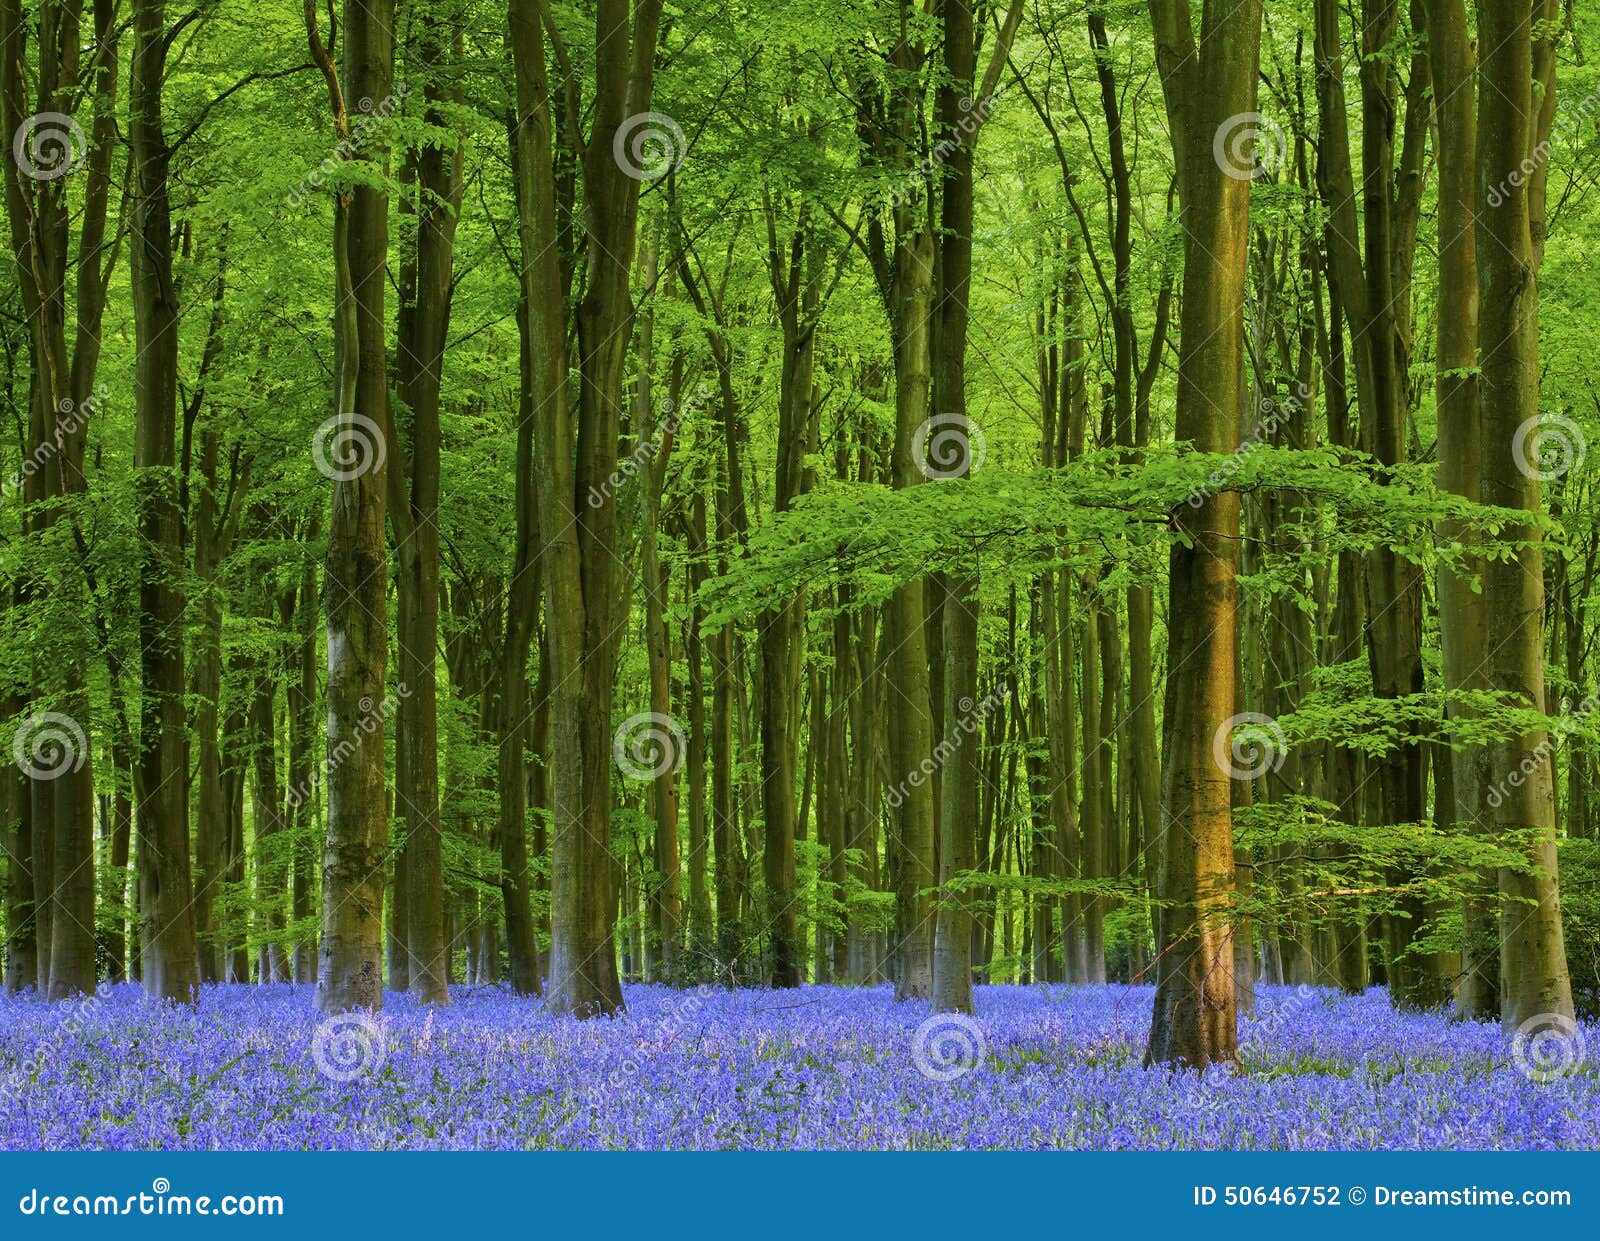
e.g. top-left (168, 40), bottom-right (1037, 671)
top-left (390, 2), bottom-right (464, 1006)
top-left (1143, 0), bottom-right (1262, 1070)
top-left (511, 0), bottom-right (665, 1015)
top-left (930, 0), bottom-right (1021, 1015)
top-left (2, 0), bottom-right (120, 1000)
top-left (1476, 0), bottom-right (1575, 1032)
top-left (309, 0), bottom-right (396, 1015)
top-left (130, 0), bottom-right (201, 1003)
top-left (1425, 0), bottom-right (1495, 1018)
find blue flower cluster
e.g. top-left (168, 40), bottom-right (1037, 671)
top-left (0, 983), bottom-right (1594, 1150)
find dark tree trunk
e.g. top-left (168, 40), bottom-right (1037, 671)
top-left (391, 5), bottom-right (462, 1007)
top-left (309, 0), bottom-right (395, 1014)
top-left (131, 0), bottom-right (200, 1002)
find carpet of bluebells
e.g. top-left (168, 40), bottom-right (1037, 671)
top-left (1, 981), bottom-right (1596, 1150)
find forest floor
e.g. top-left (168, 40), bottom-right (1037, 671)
top-left (1, 982), bottom-right (1595, 1150)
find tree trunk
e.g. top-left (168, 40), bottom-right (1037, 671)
top-left (492, 168), bottom-right (547, 992)
top-left (1476, 0), bottom-right (1575, 1032)
top-left (1424, 0), bottom-right (1496, 1018)
top-left (131, 0), bottom-right (200, 1002)
top-left (287, 522), bottom-right (320, 984)
top-left (311, 0), bottom-right (395, 1014)
top-left (391, 5), bottom-right (462, 1007)
top-left (513, 0), bottom-right (662, 1015)
top-left (1144, 0), bottom-right (1261, 1070)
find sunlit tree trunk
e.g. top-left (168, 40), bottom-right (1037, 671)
top-left (1144, 0), bottom-right (1261, 1070)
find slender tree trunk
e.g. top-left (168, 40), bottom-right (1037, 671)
top-left (683, 495), bottom-right (713, 963)
top-left (1144, 0), bottom-right (1261, 1070)
top-left (2, 698), bottom-right (35, 991)
top-left (492, 198), bottom-right (546, 993)
top-left (1476, 0), bottom-right (1575, 1032)
top-left (311, 0), bottom-right (395, 1014)
top-left (131, 0), bottom-right (199, 1002)
top-left (250, 664), bottom-right (290, 982)
top-left (1425, 0), bottom-right (1496, 1019)
top-left (514, 0), bottom-right (662, 1015)
top-left (390, 6), bottom-right (462, 1007)
top-left (636, 260), bottom-right (683, 983)
top-left (287, 524), bottom-right (320, 984)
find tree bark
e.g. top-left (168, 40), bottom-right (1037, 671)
top-left (1424, 0), bottom-right (1497, 1018)
top-left (390, 4), bottom-right (462, 1007)
top-left (1144, 0), bottom-right (1261, 1070)
top-left (1476, 0), bottom-right (1575, 1032)
top-left (310, 0), bottom-right (395, 1014)
top-left (131, 0), bottom-right (200, 1002)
